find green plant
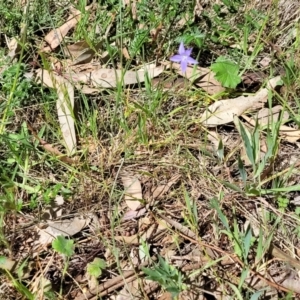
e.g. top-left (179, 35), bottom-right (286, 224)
top-left (52, 235), bottom-right (75, 294)
top-left (86, 258), bottom-right (106, 278)
top-left (182, 187), bottom-right (198, 233)
top-left (1, 63), bottom-right (33, 105)
top-left (142, 256), bottom-right (187, 299)
top-left (276, 195), bottom-right (289, 211)
top-left (210, 196), bottom-right (254, 264)
top-left (210, 56), bottom-right (241, 88)
top-left (52, 235), bottom-right (74, 258)
top-left (234, 114), bottom-right (281, 193)
top-left (0, 256), bottom-right (34, 299)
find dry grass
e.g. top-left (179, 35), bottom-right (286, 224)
top-left (1, 0), bottom-right (300, 299)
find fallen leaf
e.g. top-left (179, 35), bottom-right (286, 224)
top-left (121, 172), bottom-right (143, 211)
top-left (64, 41), bottom-right (102, 65)
top-left (241, 71), bottom-right (265, 85)
top-left (27, 123), bottom-right (77, 165)
top-left (63, 63), bottom-right (164, 88)
top-left (63, 40), bottom-right (90, 58)
top-left (56, 80), bottom-right (76, 155)
top-left (167, 63), bottom-right (225, 95)
top-left (122, 47), bottom-right (130, 60)
top-left (158, 292), bottom-right (173, 300)
top-left (241, 114), bottom-right (300, 143)
top-left (87, 275), bottom-right (99, 292)
top-left (41, 195), bottom-right (64, 220)
top-left (114, 224), bottom-right (156, 244)
top-left (256, 105), bottom-right (289, 125)
top-left (0, 256), bottom-right (16, 272)
top-left (279, 126), bottom-right (300, 143)
top-left (122, 207), bottom-right (147, 221)
top-left (78, 85), bottom-right (100, 94)
top-left (149, 174), bottom-right (181, 200)
top-left (200, 76), bottom-right (282, 127)
top-left (35, 216), bottom-right (91, 246)
top-left (280, 278), bottom-right (300, 293)
top-left (114, 234), bottom-right (139, 244)
top-left (150, 23), bottom-right (163, 42)
top-left (41, 7), bottom-right (81, 52)
top-left (123, 0), bottom-right (137, 20)
top-left (36, 69), bottom-right (76, 155)
top-left (259, 56), bottom-right (272, 67)
top-left (193, 0), bottom-right (203, 17)
top-left (177, 13), bottom-right (190, 27)
top-left (291, 195), bottom-right (300, 206)
top-left (7, 37), bottom-right (21, 59)
top-left (67, 61), bottom-right (102, 73)
top-left (206, 130), bottom-right (222, 151)
top-left (115, 279), bottom-right (140, 300)
top-left (31, 276), bottom-right (52, 296)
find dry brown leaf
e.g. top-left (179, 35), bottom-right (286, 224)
top-left (122, 47), bottom-right (130, 60)
top-left (123, 0), bottom-right (137, 20)
top-left (150, 174), bottom-right (181, 200)
top-left (41, 7), bottom-right (81, 52)
top-left (270, 244), bottom-right (300, 271)
top-left (206, 130), bottom-right (222, 151)
top-left (179, 290), bottom-right (204, 300)
top-left (167, 63), bottom-right (225, 95)
top-left (122, 207), bottom-right (147, 220)
top-left (63, 40), bottom-right (90, 58)
top-left (78, 85), bottom-right (100, 94)
top-left (277, 124), bottom-right (300, 143)
top-left (41, 195), bottom-right (64, 220)
top-left (0, 257), bottom-right (16, 272)
top-left (114, 234), bottom-right (139, 244)
top-left (57, 81), bottom-right (76, 154)
top-left (241, 114), bottom-right (300, 143)
top-left (201, 76), bottom-right (282, 127)
top-left (158, 292), bottom-right (173, 300)
top-left (114, 279), bottom-right (140, 300)
top-left (27, 123), bottom-right (77, 165)
top-left (194, 0), bottom-right (203, 17)
top-left (114, 223), bottom-right (156, 245)
top-left (257, 105), bottom-right (289, 123)
top-left (64, 41), bottom-right (102, 65)
top-left (63, 64), bottom-right (164, 88)
top-left (259, 56), bottom-right (272, 67)
top-left (246, 105), bottom-right (289, 126)
top-left (7, 37), bottom-right (21, 59)
top-left (35, 216), bottom-right (91, 246)
top-left (177, 13), bottom-right (190, 27)
top-left (280, 278), bottom-right (300, 293)
top-left (67, 61), bottom-right (102, 73)
top-left (121, 173), bottom-right (143, 211)
top-left (36, 69), bottom-right (76, 155)
top-left (242, 71), bottom-right (265, 85)
top-left (87, 275), bottom-right (99, 292)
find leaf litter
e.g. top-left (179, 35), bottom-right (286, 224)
top-left (2, 1), bottom-right (300, 299)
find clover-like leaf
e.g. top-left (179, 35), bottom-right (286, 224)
top-left (87, 258), bottom-right (106, 277)
top-left (52, 236), bottom-right (74, 258)
top-left (210, 56), bottom-right (241, 88)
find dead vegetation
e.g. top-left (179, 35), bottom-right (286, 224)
top-left (1, 0), bottom-right (300, 299)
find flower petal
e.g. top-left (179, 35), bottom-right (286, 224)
top-left (186, 57), bottom-right (198, 65)
top-left (178, 42), bottom-right (185, 55)
top-left (180, 60), bottom-right (188, 73)
top-left (170, 55), bottom-right (183, 63)
top-left (184, 48), bottom-right (192, 56)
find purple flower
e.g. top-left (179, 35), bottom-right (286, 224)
top-left (170, 42), bottom-right (198, 73)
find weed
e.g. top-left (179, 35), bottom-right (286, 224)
top-left (142, 256), bottom-right (187, 299)
top-left (1, 0), bottom-right (300, 299)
